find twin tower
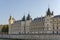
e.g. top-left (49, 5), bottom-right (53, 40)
top-left (9, 14), bottom-right (32, 24)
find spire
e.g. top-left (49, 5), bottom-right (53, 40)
top-left (48, 4), bottom-right (50, 9)
top-left (27, 14), bottom-right (30, 20)
top-left (22, 15), bottom-right (26, 21)
top-left (48, 4), bottom-right (50, 10)
top-left (46, 7), bottom-right (51, 16)
top-left (9, 15), bottom-right (15, 20)
top-left (9, 15), bottom-right (12, 20)
top-left (46, 7), bottom-right (54, 16)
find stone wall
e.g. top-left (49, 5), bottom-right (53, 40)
top-left (0, 34), bottom-right (60, 40)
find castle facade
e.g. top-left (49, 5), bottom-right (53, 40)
top-left (8, 8), bottom-right (60, 34)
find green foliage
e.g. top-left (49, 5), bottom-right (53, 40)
top-left (1, 25), bottom-right (9, 33)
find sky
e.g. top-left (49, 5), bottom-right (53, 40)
top-left (0, 0), bottom-right (60, 24)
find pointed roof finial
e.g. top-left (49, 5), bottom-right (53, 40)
top-left (48, 4), bottom-right (50, 8)
top-left (47, 0), bottom-right (50, 7)
top-left (46, 4), bottom-right (51, 16)
top-left (47, 4), bottom-right (50, 11)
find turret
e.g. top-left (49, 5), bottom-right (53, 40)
top-left (27, 14), bottom-right (30, 20)
top-left (27, 14), bottom-right (32, 21)
top-left (9, 16), bottom-right (15, 24)
top-left (8, 15), bottom-right (15, 34)
top-left (46, 8), bottom-right (53, 16)
top-left (25, 14), bottom-right (32, 33)
top-left (22, 15), bottom-right (26, 21)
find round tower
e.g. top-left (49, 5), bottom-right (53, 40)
top-left (8, 15), bottom-right (15, 34)
top-left (9, 16), bottom-right (15, 24)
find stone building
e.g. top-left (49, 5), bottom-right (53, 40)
top-left (8, 14), bottom-right (32, 34)
top-left (8, 8), bottom-right (60, 34)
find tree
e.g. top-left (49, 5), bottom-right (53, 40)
top-left (1, 25), bottom-right (9, 34)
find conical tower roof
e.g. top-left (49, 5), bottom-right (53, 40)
top-left (46, 8), bottom-right (51, 16)
top-left (27, 14), bottom-right (30, 20)
top-left (22, 15), bottom-right (26, 21)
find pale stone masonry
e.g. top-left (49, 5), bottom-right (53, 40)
top-left (0, 34), bottom-right (60, 40)
top-left (8, 8), bottom-right (60, 34)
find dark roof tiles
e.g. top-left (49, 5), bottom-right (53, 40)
top-left (54, 15), bottom-right (60, 18)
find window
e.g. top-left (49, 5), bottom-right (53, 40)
top-left (47, 19), bottom-right (49, 21)
top-left (48, 27), bottom-right (51, 30)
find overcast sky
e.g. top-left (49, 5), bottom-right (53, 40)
top-left (0, 0), bottom-right (60, 24)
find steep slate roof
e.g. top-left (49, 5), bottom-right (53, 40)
top-left (27, 14), bottom-right (30, 20)
top-left (22, 15), bottom-right (26, 21)
top-left (46, 8), bottom-right (53, 16)
top-left (33, 17), bottom-right (45, 22)
top-left (54, 15), bottom-right (60, 18)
